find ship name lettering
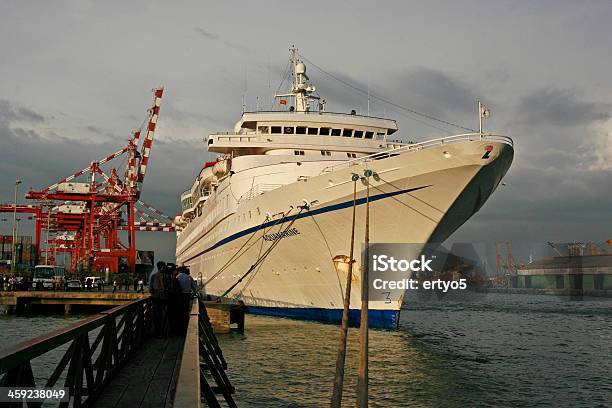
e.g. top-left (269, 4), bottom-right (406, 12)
top-left (263, 227), bottom-right (301, 242)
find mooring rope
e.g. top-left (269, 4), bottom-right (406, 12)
top-left (220, 207), bottom-right (306, 298)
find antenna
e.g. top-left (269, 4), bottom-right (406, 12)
top-left (243, 65), bottom-right (248, 114)
top-left (267, 55), bottom-right (271, 110)
top-left (367, 75), bottom-right (370, 116)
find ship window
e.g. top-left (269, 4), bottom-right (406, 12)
top-left (284, 126), bottom-right (294, 134)
top-left (343, 128), bottom-right (353, 137)
top-left (271, 126), bottom-right (282, 134)
top-left (258, 126), bottom-right (270, 134)
top-left (377, 132), bottom-right (386, 137)
top-left (296, 126), bottom-right (306, 134)
top-left (307, 127), bottom-right (318, 135)
top-left (354, 130), bottom-right (363, 138)
top-left (320, 150), bottom-right (331, 156)
top-left (294, 150), bottom-right (305, 156)
top-left (365, 131), bottom-right (374, 139)
top-left (347, 153), bottom-right (357, 158)
top-left (320, 127), bottom-right (330, 135)
top-left (331, 129), bottom-right (341, 136)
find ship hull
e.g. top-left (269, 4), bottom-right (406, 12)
top-left (248, 306), bottom-right (400, 329)
top-left (177, 138), bottom-right (513, 329)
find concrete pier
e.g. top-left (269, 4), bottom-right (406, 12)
top-left (203, 300), bottom-right (245, 334)
top-left (0, 291), bottom-right (149, 314)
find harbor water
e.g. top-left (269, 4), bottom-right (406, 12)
top-left (1, 293), bottom-right (610, 407)
top-left (218, 292), bottom-right (612, 407)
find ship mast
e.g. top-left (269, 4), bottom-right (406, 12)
top-left (275, 46), bottom-right (320, 112)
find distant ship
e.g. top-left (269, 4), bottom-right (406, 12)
top-left (175, 48), bottom-right (514, 328)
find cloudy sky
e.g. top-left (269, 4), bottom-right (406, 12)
top-left (1, 0), bottom-right (611, 263)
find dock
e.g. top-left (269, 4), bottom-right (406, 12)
top-left (0, 290), bottom-right (149, 314)
top-left (0, 296), bottom-right (242, 407)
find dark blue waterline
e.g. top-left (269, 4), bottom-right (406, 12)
top-left (184, 184), bottom-right (431, 263)
top-left (247, 305), bottom-right (400, 329)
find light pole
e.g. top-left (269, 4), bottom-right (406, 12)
top-left (11, 180), bottom-right (22, 275)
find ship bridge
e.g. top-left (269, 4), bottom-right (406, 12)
top-left (206, 47), bottom-right (404, 157)
top-left (207, 111), bottom-right (401, 156)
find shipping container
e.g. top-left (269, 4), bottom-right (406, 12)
top-left (57, 182), bottom-right (90, 194)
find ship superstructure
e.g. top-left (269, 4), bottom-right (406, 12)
top-left (175, 48), bottom-right (514, 328)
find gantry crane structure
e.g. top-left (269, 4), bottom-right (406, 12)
top-left (23, 88), bottom-right (175, 275)
top-left (0, 204), bottom-right (44, 261)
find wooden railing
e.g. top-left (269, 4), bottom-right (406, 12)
top-left (173, 297), bottom-right (237, 408)
top-left (0, 298), bottom-right (152, 407)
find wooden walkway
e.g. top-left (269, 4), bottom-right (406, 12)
top-left (0, 297), bottom-right (239, 407)
top-left (91, 337), bottom-right (184, 408)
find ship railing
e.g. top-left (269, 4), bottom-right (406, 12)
top-left (181, 190), bottom-right (192, 200)
top-left (242, 110), bottom-right (398, 123)
top-left (238, 183), bottom-right (284, 203)
top-left (212, 134), bottom-right (259, 141)
top-left (321, 132), bottom-right (514, 173)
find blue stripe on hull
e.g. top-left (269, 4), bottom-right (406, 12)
top-left (246, 306), bottom-right (400, 329)
top-left (182, 184), bottom-right (431, 263)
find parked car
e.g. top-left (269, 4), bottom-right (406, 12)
top-left (85, 276), bottom-right (104, 285)
top-left (65, 279), bottom-right (82, 291)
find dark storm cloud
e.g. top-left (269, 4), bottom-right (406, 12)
top-left (0, 100), bottom-right (45, 123)
top-left (310, 69), bottom-right (373, 113)
top-left (518, 88), bottom-right (610, 127)
top-left (392, 68), bottom-right (479, 116)
top-left (308, 66), bottom-right (479, 133)
top-left (193, 26), bottom-right (248, 52)
top-left (194, 27), bottom-right (218, 40)
top-left (452, 166), bottom-right (612, 244)
top-left (86, 125), bottom-right (102, 134)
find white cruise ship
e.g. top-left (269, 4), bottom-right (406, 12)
top-left (175, 48), bottom-right (514, 328)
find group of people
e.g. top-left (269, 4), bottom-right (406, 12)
top-left (0, 275), bottom-right (22, 291)
top-left (149, 261), bottom-right (198, 338)
top-left (111, 278), bottom-right (145, 293)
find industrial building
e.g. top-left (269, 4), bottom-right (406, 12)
top-left (514, 244), bottom-right (612, 291)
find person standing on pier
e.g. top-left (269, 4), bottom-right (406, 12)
top-left (150, 262), bottom-right (170, 337)
top-left (176, 266), bottom-right (197, 335)
top-left (148, 261), bottom-right (164, 290)
top-left (165, 264), bottom-right (181, 335)
top-left (112, 279), bottom-right (117, 293)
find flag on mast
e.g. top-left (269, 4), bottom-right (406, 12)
top-left (480, 104), bottom-right (491, 118)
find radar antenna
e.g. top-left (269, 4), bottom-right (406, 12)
top-left (275, 46), bottom-right (320, 112)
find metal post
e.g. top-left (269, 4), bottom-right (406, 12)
top-left (478, 100), bottom-right (482, 136)
top-left (357, 169), bottom-right (371, 408)
top-left (128, 199), bottom-right (136, 275)
top-left (45, 209), bottom-right (51, 265)
top-left (11, 180), bottom-right (21, 275)
top-left (34, 208), bottom-right (42, 265)
top-left (331, 174), bottom-right (359, 407)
